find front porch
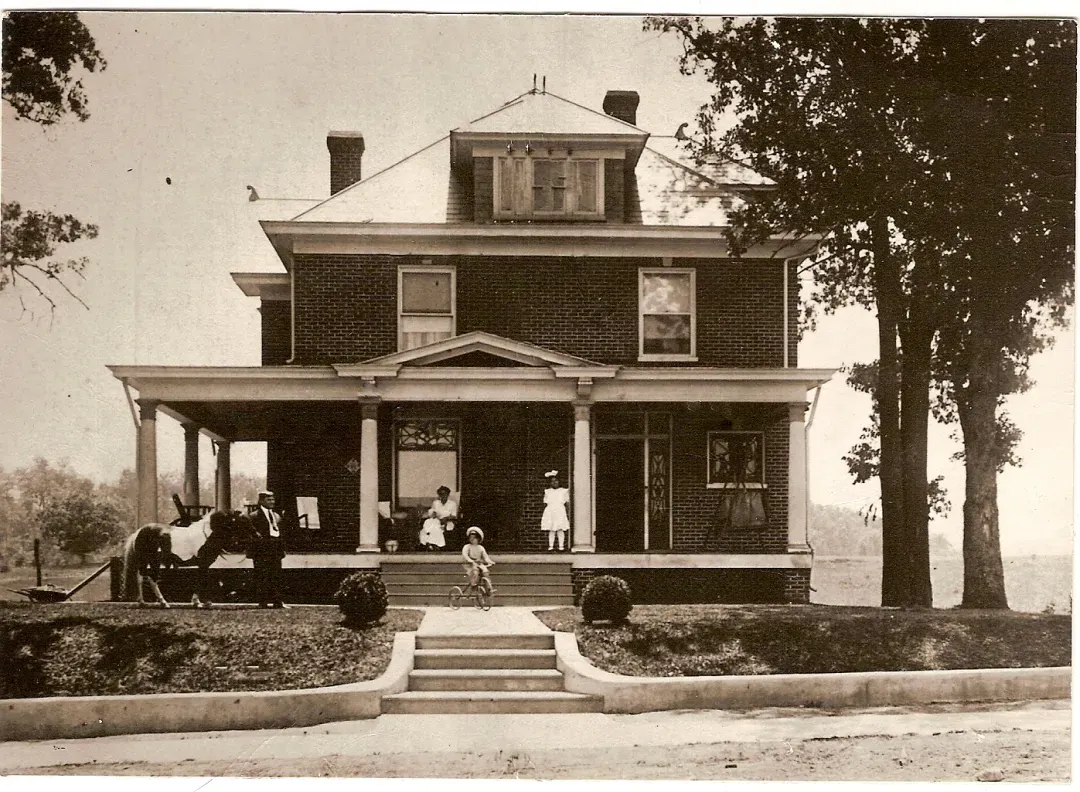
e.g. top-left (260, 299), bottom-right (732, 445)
top-left (109, 332), bottom-right (831, 603)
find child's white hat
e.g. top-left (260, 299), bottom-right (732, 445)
top-left (466, 526), bottom-right (484, 541)
top-left (543, 470), bottom-right (559, 478)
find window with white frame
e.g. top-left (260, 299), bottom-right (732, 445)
top-left (707, 431), bottom-right (765, 489)
top-left (639, 268), bottom-right (696, 360)
top-left (495, 154), bottom-right (602, 219)
top-left (398, 265), bottom-right (455, 351)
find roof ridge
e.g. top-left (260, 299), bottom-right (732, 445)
top-left (644, 144), bottom-right (728, 188)
top-left (454, 90), bottom-right (534, 130)
top-left (543, 89), bottom-right (649, 134)
top-left (645, 144), bottom-right (768, 188)
top-left (290, 134), bottom-right (451, 221)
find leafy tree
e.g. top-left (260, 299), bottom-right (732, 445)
top-left (918, 20), bottom-right (1075, 607)
top-left (1, 201), bottom-right (99, 310)
top-left (1, 11), bottom-right (105, 312)
top-left (2, 11), bottom-right (105, 125)
top-left (648, 17), bottom-right (1074, 610)
top-left (38, 490), bottom-right (122, 564)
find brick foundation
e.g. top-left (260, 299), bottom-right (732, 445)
top-left (782, 568), bottom-right (812, 604)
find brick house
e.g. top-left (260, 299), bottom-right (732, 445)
top-left (110, 88), bottom-right (833, 605)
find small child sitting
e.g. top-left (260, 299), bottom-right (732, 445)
top-left (461, 526), bottom-right (495, 595)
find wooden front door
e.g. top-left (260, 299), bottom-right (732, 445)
top-left (595, 438), bottom-right (646, 552)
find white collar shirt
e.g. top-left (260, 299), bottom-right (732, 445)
top-left (264, 507), bottom-right (279, 537)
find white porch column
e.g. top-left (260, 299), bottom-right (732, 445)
top-left (183, 423), bottom-right (200, 506)
top-left (136, 399), bottom-right (159, 526)
top-left (571, 400), bottom-right (595, 553)
top-left (787, 402), bottom-right (810, 551)
top-left (214, 440), bottom-right (232, 512)
top-left (358, 399), bottom-right (381, 552)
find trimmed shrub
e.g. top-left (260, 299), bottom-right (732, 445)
top-left (581, 574), bottom-right (632, 623)
top-left (334, 571), bottom-right (389, 626)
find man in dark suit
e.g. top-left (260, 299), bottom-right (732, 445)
top-left (248, 490), bottom-right (286, 608)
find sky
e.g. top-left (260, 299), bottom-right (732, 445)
top-left (1, 12), bottom-right (1074, 558)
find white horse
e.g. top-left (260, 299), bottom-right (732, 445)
top-left (120, 511), bottom-right (252, 603)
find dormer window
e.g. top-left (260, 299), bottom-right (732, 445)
top-left (495, 153), bottom-right (603, 220)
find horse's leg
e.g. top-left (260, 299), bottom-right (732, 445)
top-left (145, 576), bottom-right (168, 607)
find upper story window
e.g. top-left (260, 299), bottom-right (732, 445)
top-left (399, 264), bottom-right (455, 351)
top-left (495, 154), bottom-right (603, 220)
top-left (639, 268), bottom-right (696, 361)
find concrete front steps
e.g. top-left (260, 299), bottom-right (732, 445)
top-left (381, 557), bottom-right (574, 607)
top-left (382, 633), bottom-right (602, 714)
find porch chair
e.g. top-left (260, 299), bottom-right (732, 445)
top-left (296, 496), bottom-right (321, 531)
top-left (170, 493), bottom-right (213, 527)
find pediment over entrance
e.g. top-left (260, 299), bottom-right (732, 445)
top-left (351, 331), bottom-right (605, 369)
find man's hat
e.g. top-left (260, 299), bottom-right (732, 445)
top-left (258, 490), bottom-right (274, 499)
top-left (544, 470), bottom-right (559, 478)
top-left (466, 526), bottom-right (484, 541)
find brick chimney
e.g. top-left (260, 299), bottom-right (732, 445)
top-left (326, 131), bottom-right (365, 195)
top-left (602, 90), bottom-right (640, 126)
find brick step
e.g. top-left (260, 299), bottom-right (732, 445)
top-left (388, 593), bottom-right (574, 607)
top-left (386, 582), bottom-right (573, 595)
top-left (408, 669), bottom-right (564, 692)
top-left (381, 563), bottom-right (571, 574)
top-left (381, 690), bottom-right (603, 715)
top-left (416, 634), bottom-right (554, 650)
top-left (414, 648), bottom-right (557, 670)
top-left (382, 573), bottom-right (571, 585)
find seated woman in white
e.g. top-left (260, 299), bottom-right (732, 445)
top-left (419, 485), bottom-right (458, 550)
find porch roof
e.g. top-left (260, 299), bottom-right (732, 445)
top-left (108, 362), bottom-right (835, 440)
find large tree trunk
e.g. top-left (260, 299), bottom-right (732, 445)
top-left (957, 302), bottom-right (1009, 610)
top-left (872, 214), bottom-right (908, 606)
top-left (898, 281), bottom-right (935, 608)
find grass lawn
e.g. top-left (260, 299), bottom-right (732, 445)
top-left (0, 603), bottom-right (424, 699)
top-left (534, 604), bottom-right (1072, 677)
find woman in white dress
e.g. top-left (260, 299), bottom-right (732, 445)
top-left (541, 470), bottom-right (571, 551)
top-left (419, 485), bottom-right (457, 550)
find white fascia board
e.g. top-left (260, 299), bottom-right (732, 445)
top-left (617, 367), bottom-right (837, 384)
top-left (230, 272), bottom-right (291, 300)
top-left (262, 220), bottom-right (821, 262)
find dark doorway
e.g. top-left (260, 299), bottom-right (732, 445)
top-left (595, 439), bottom-right (645, 552)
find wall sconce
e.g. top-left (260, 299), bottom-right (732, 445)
top-left (506, 142), bottom-right (513, 154)
top-left (525, 143), bottom-right (532, 155)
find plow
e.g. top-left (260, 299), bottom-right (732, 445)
top-left (8, 560), bottom-right (113, 603)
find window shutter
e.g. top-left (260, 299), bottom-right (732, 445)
top-left (574, 160), bottom-right (598, 213)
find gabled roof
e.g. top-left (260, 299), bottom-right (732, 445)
top-left (453, 90), bottom-right (647, 137)
top-left (646, 138), bottom-right (774, 187)
top-left (343, 330), bottom-right (609, 369)
top-left (292, 137), bottom-right (465, 224)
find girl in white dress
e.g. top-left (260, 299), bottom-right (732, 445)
top-left (541, 470), bottom-right (571, 551)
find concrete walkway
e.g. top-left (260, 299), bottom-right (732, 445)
top-left (416, 606), bottom-right (552, 636)
top-left (0, 701), bottom-right (1068, 773)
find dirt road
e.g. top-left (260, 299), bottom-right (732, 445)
top-left (6, 701), bottom-right (1069, 782)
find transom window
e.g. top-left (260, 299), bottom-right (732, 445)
top-left (395, 420), bottom-right (460, 508)
top-left (639, 268), bottom-right (696, 361)
top-left (398, 265), bottom-right (455, 351)
top-left (707, 431), bottom-right (765, 489)
top-left (495, 155), bottom-right (602, 219)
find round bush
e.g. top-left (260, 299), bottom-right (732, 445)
top-left (334, 571), bottom-right (389, 626)
top-left (581, 574), bottom-right (632, 623)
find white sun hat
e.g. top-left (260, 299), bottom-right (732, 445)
top-left (544, 470), bottom-right (559, 478)
top-left (466, 526), bottom-right (484, 541)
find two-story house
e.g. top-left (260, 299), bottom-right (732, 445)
top-left (110, 87), bottom-right (833, 605)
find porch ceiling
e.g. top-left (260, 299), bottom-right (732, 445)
top-left (162, 400), bottom-right (358, 441)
